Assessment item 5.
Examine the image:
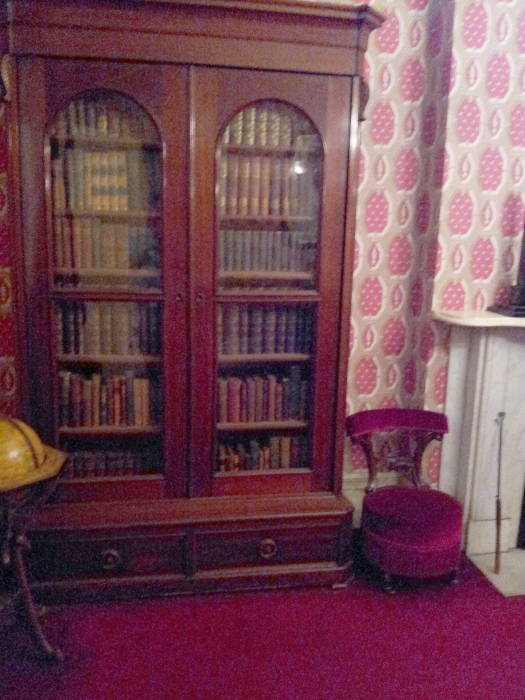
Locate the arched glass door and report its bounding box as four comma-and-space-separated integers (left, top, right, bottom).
214, 100, 323, 474
48, 90, 163, 480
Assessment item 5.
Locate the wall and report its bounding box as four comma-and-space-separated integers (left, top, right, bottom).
346, 0, 525, 481
434, 0, 525, 312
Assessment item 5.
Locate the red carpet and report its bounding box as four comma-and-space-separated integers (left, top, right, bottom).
1, 559, 524, 700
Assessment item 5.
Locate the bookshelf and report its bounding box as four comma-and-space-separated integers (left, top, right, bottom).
214, 103, 319, 474
9, 0, 382, 601
47, 92, 163, 481
50, 92, 161, 293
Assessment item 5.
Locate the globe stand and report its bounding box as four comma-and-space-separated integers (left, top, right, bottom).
1, 476, 63, 662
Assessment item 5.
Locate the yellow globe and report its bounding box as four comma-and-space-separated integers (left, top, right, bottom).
0, 416, 65, 491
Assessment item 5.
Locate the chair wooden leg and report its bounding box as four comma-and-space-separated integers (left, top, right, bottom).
382, 572, 396, 593
448, 568, 459, 585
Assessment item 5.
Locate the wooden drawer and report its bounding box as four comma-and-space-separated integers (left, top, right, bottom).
195, 523, 339, 571
30, 532, 188, 580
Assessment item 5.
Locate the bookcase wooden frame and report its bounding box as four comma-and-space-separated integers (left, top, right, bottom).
3, 0, 382, 601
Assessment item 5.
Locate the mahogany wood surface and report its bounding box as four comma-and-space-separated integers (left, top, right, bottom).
29, 496, 354, 601
333, 76, 363, 494
7, 0, 381, 75
5, 0, 381, 600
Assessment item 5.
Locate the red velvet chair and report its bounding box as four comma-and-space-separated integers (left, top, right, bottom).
346, 409, 463, 590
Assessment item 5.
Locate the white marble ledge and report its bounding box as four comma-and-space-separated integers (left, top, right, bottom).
470, 550, 525, 597
432, 309, 525, 328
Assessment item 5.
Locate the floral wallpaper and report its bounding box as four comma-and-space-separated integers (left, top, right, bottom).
434, 0, 525, 312
347, 0, 525, 480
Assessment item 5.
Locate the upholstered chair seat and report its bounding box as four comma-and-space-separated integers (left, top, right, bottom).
346, 409, 463, 588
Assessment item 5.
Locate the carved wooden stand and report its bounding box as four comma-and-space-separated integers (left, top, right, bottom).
0, 478, 63, 662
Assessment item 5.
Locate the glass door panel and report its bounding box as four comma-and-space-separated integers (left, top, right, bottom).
214, 101, 323, 474
49, 91, 161, 291
47, 91, 164, 479
216, 101, 322, 293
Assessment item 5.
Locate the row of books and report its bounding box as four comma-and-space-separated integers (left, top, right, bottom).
56, 301, 161, 356
54, 216, 160, 271
216, 434, 309, 472
52, 147, 159, 213
217, 367, 308, 424
217, 153, 318, 219
218, 228, 316, 274
54, 96, 157, 141
62, 448, 160, 479
59, 370, 159, 428
222, 104, 319, 151
217, 304, 313, 355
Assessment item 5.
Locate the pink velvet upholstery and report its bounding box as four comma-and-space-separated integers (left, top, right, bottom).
346, 409, 463, 583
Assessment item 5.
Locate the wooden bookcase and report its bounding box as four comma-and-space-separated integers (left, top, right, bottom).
3, 0, 382, 601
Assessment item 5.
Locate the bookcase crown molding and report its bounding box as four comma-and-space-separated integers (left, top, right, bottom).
5, 0, 381, 75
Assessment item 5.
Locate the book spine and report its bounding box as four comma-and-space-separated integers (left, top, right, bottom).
107, 150, 120, 211
285, 308, 296, 353
67, 102, 77, 137
275, 309, 287, 353
230, 111, 244, 146
227, 377, 242, 423
255, 105, 268, 147
100, 303, 113, 354
91, 218, 102, 268
246, 377, 256, 422
64, 150, 76, 210
115, 223, 130, 269
249, 157, 261, 217
270, 158, 281, 216
239, 305, 249, 355
238, 156, 250, 217
248, 307, 263, 354
226, 154, 239, 216
100, 222, 116, 268
90, 151, 102, 211
243, 106, 256, 146
111, 302, 130, 355
263, 308, 277, 353
280, 435, 291, 469
83, 303, 101, 356
217, 377, 228, 422
279, 113, 292, 147
91, 372, 101, 426
217, 156, 228, 217
259, 157, 271, 217
116, 151, 129, 211
267, 109, 280, 148
288, 364, 302, 419
99, 151, 111, 211
223, 304, 240, 355
52, 157, 66, 211
127, 149, 143, 210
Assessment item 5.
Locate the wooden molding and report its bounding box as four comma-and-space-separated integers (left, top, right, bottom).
146, 0, 384, 24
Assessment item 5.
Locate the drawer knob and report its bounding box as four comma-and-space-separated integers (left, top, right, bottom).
259, 538, 277, 560
100, 548, 122, 571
